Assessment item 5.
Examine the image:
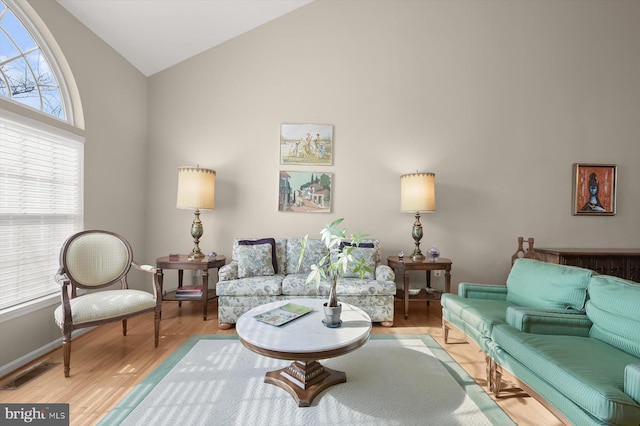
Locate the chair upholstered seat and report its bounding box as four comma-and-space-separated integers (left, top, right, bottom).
54, 289, 156, 326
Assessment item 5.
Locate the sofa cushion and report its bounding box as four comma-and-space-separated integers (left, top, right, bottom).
458, 283, 508, 300
238, 238, 277, 273
506, 259, 591, 311
336, 277, 397, 295
340, 246, 376, 279
339, 241, 375, 250
233, 238, 287, 274
492, 324, 640, 424
505, 306, 592, 336
237, 243, 275, 278
625, 364, 640, 404
440, 294, 515, 340
215, 275, 283, 297
286, 238, 328, 274
282, 273, 332, 296
587, 275, 640, 358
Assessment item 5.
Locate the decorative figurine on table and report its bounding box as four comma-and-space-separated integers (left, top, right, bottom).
427, 245, 440, 262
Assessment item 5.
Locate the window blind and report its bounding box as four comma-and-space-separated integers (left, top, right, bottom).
0, 110, 83, 311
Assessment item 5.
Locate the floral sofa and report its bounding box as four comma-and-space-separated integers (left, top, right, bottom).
216, 237, 396, 329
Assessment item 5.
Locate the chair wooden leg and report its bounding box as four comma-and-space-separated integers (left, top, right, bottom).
493, 361, 503, 397
122, 319, 127, 336
443, 323, 450, 344
154, 312, 160, 348
486, 355, 492, 391
63, 333, 71, 378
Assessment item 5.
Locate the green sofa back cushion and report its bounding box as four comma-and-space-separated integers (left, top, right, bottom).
587, 275, 640, 358
506, 259, 591, 311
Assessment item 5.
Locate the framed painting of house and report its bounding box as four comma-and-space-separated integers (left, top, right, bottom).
278, 171, 332, 213
573, 163, 617, 216
280, 123, 333, 165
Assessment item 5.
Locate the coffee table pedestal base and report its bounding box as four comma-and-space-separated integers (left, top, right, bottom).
265, 360, 346, 407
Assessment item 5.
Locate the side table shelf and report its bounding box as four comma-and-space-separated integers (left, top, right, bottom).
156, 254, 226, 320
396, 288, 443, 301
387, 256, 452, 320
162, 288, 218, 302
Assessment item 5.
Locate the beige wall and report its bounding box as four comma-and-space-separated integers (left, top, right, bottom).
3, 0, 640, 372
0, 0, 148, 371
147, 0, 640, 291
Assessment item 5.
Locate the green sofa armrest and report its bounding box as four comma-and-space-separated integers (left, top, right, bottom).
458, 283, 507, 300
625, 364, 640, 404
505, 306, 592, 336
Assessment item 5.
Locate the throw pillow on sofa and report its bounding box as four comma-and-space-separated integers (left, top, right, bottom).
238, 238, 278, 272
587, 274, 640, 358
286, 238, 328, 274
237, 243, 275, 278
334, 244, 376, 279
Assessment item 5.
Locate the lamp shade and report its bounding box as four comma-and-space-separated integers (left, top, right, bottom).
400, 172, 436, 212
176, 166, 216, 210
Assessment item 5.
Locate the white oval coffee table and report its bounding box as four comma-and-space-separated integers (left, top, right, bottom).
236, 298, 372, 407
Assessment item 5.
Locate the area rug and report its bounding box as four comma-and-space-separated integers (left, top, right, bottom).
100, 335, 514, 426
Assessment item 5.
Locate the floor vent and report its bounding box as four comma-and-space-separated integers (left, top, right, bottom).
0, 358, 57, 390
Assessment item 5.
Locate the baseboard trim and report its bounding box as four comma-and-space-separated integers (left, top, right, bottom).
0, 328, 94, 379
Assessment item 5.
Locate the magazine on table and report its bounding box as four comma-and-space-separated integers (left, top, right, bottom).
254, 302, 313, 326
175, 285, 203, 299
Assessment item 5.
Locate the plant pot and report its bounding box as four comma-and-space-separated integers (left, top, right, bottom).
322, 302, 342, 328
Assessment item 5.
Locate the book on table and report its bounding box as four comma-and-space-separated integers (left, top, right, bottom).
253, 302, 313, 326
175, 285, 203, 298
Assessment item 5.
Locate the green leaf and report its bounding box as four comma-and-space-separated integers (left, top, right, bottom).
350, 231, 369, 245
329, 218, 344, 228
305, 266, 323, 288
296, 234, 309, 273
302, 217, 372, 290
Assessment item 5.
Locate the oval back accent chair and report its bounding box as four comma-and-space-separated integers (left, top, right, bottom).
54, 230, 161, 377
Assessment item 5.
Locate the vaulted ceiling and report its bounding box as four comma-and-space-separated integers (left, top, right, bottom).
56, 0, 313, 76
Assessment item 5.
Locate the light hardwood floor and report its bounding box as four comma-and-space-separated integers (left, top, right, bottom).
0, 300, 564, 425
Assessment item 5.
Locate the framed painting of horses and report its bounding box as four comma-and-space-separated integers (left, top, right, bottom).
572, 163, 617, 216
280, 123, 333, 165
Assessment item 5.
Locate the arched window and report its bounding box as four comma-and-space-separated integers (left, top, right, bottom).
0, 0, 83, 314
0, 0, 65, 120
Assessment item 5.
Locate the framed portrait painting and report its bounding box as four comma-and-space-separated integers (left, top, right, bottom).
573, 163, 617, 216
278, 170, 332, 213
280, 123, 333, 166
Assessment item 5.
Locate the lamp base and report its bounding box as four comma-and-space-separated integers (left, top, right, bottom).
188, 209, 205, 261
188, 251, 205, 261
410, 212, 425, 263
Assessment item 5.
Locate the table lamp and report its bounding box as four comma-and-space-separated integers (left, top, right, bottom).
400, 172, 436, 261
176, 165, 216, 260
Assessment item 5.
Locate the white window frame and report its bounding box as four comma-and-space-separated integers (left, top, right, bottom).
1, 0, 74, 123
0, 108, 84, 321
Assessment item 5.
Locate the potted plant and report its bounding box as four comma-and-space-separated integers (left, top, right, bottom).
297, 218, 372, 326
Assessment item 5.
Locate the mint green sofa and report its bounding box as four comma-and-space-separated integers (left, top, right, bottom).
441, 259, 640, 425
